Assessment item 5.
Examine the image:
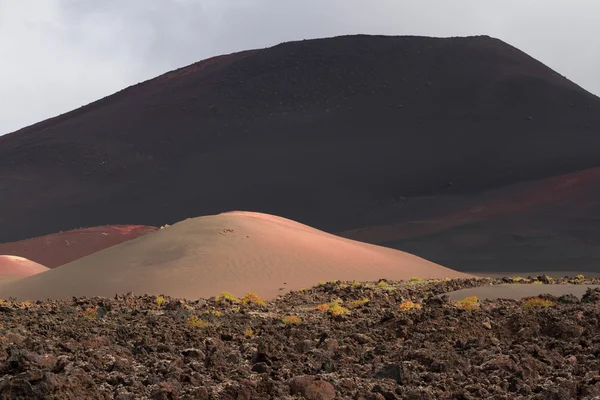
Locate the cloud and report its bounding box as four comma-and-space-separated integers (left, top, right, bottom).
0, 0, 598, 134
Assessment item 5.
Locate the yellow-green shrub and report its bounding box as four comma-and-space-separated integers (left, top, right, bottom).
348, 298, 370, 308
80, 307, 98, 319
522, 297, 554, 309
188, 315, 212, 328
282, 315, 302, 325
455, 296, 480, 311
203, 309, 222, 317
399, 300, 422, 311
216, 292, 240, 303
241, 292, 265, 306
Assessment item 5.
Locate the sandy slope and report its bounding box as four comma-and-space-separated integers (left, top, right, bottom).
0, 225, 158, 269
0, 212, 471, 301
446, 283, 600, 301
0, 255, 49, 284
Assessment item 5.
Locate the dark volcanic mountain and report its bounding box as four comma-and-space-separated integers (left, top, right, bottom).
1, 34, 600, 272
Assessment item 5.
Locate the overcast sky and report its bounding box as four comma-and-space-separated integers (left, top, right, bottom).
1, 0, 598, 135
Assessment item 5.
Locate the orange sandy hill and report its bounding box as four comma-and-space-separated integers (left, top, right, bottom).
0, 211, 472, 301
0, 225, 158, 269
0, 255, 49, 283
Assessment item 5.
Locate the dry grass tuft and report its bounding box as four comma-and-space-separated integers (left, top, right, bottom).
81, 307, 99, 319
282, 315, 302, 325
348, 298, 370, 308
455, 296, 480, 311
203, 309, 222, 317
523, 297, 554, 309
244, 328, 257, 337
315, 299, 349, 317
216, 292, 240, 303
188, 315, 212, 328
399, 300, 422, 311
315, 303, 330, 312
241, 292, 266, 306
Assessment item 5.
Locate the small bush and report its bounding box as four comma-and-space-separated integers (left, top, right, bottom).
348, 298, 370, 308
455, 296, 480, 311
18, 301, 34, 310
512, 277, 529, 283
81, 307, 99, 319
241, 292, 266, 306
282, 315, 302, 325
155, 296, 166, 306
188, 315, 212, 328
377, 280, 389, 287
399, 300, 422, 311
317, 281, 327, 286
315, 299, 349, 317
328, 303, 350, 317
351, 281, 361, 288
244, 328, 256, 337
216, 292, 240, 303
409, 277, 423, 282
203, 309, 222, 317
523, 297, 554, 309
532, 280, 543, 285
576, 274, 585, 280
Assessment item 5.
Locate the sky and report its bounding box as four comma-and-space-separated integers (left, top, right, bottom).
1, 0, 599, 135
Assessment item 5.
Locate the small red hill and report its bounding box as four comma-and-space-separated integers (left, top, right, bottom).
0, 225, 158, 268
0, 255, 48, 283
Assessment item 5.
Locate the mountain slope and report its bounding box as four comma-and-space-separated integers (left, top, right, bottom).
1, 34, 600, 271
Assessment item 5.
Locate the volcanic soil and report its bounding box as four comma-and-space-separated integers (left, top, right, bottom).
2, 35, 600, 273
3, 277, 600, 399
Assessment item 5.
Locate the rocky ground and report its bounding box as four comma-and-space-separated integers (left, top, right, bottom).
2, 276, 600, 399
